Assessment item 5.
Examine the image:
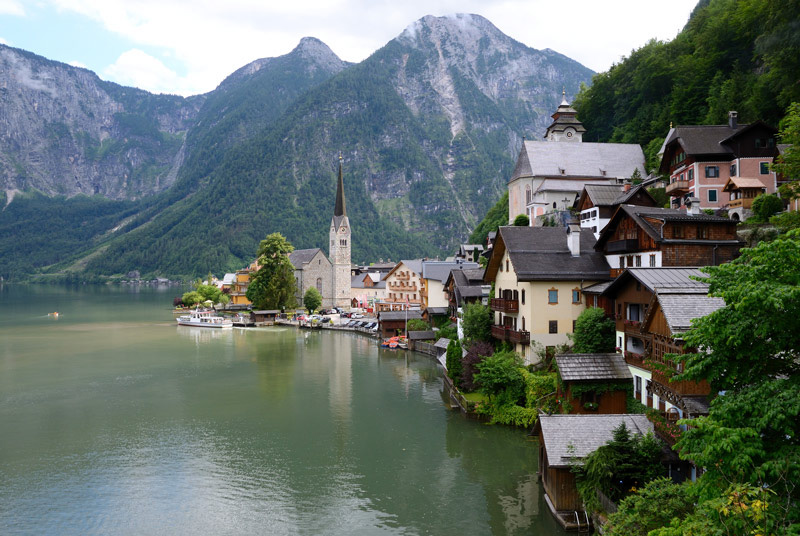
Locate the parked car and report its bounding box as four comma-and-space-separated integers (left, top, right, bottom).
321, 316, 331, 323
351, 313, 364, 319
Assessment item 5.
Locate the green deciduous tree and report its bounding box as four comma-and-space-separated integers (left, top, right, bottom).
406, 318, 430, 332
303, 287, 322, 313
474, 349, 524, 401
773, 102, 800, 202
571, 307, 616, 353
751, 193, 784, 221
512, 214, 529, 226
461, 302, 492, 345
246, 233, 298, 310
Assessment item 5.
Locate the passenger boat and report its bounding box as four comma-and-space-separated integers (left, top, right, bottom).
176, 308, 233, 329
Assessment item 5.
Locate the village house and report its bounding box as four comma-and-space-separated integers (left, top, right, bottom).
576, 183, 659, 238
659, 111, 779, 215
455, 243, 484, 262
376, 310, 423, 338
377, 260, 425, 312
484, 224, 611, 364
555, 353, 632, 414
350, 272, 386, 310
535, 414, 653, 528
594, 268, 724, 431
421, 260, 480, 310
594, 203, 742, 276
508, 93, 646, 224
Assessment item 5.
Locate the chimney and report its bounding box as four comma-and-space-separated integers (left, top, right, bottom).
624, 183, 631, 193
687, 197, 701, 215
567, 223, 581, 257
728, 111, 738, 129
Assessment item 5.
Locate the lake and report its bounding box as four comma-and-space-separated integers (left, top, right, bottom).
0, 285, 566, 535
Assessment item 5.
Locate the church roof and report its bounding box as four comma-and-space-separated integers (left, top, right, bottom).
334, 157, 346, 217
289, 248, 325, 269
510, 140, 646, 182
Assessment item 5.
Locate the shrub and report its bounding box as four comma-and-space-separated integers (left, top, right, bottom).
752, 193, 784, 221
512, 214, 530, 226
406, 318, 430, 332
475, 350, 524, 401
460, 341, 494, 391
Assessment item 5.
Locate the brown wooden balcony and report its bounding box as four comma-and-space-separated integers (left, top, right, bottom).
728, 197, 754, 209
606, 238, 639, 253
490, 298, 519, 313
491, 325, 530, 345
651, 369, 711, 396
666, 179, 691, 196
624, 351, 645, 368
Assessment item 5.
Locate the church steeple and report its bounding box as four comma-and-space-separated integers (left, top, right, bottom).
334, 154, 346, 217
544, 91, 586, 142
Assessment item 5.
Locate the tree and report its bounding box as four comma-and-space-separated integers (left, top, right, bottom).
751, 193, 784, 221
406, 318, 430, 332
474, 349, 524, 401
571, 307, 616, 353
459, 340, 494, 392
445, 339, 463, 385
772, 102, 800, 202
512, 214, 529, 226
630, 168, 642, 185
181, 290, 204, 307
461, 302, 492, 344
246, 233, 298, 310
604, 478, 697, 536
672, 230, 800, 531
303, 287, 322, 313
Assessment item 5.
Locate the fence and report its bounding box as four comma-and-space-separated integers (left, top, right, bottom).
413, 341, 438, 356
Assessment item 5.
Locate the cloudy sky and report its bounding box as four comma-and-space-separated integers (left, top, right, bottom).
0, 0, 699, 96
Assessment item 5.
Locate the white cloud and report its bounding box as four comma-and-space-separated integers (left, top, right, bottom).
103, 49, 188, 95
47, 0, 700, 95
0, 36, 9, 45
69, 59, 88, 69
0, 0, 25, 16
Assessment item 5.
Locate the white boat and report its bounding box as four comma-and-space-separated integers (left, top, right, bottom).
176, 308, 233, 329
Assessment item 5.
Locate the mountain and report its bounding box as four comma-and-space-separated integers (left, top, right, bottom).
0, 14, 595, 280
573, 0, 800, 170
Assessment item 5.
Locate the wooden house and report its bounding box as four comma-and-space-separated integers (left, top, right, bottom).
576, 184, 658, 237
555, 353, 632, 414
594, 204, 742, 276
377, 310, 422, 338
251, 310, 279, 325
535, 414, 653, 527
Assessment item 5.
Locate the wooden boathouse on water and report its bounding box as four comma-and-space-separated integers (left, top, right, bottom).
534, 414, 653, 531
555, 353, 632, 414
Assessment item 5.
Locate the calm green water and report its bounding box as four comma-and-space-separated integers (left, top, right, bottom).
0, 285, 565, 535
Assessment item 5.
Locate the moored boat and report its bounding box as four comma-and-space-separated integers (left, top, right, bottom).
176, 308, 233, 329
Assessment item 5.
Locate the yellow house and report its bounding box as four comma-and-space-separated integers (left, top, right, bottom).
229, 260, 259, 306
484, 225, 611, 365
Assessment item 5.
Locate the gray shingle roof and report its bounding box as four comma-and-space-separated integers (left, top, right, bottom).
511, 140, 646, 182
657, 292, 725, 332
583, 184, 625, 206
498, 226, 611, 281
665, 125, 743, 156
378, 311, 423, 322
408, 330, 436, 340
556, 353, 632, 382
289, 248, 325, 269
604, 267, 710, 296
539, 414, 653, 467
398, 259, 424, 276
434, 338, 452, 350
422, 261, 479, 283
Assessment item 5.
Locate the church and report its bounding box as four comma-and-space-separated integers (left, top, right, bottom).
508, 92, 646, 223
289, 157, 352, 309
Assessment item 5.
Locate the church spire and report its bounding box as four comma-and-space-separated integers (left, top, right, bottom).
334, 154, 346, 217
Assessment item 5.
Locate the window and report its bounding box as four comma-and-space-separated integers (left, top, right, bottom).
619, 256, 625, 268
708, 189, 717, 202
572, 320, 576, 332
674, 226, 684, 239
760, 162, 770, 175
688, 168, 694, 181
649, 254, 656, 267
628, 303, 641, 322
505, 259, 509, 272
548, 289, 558, 304
730, 164, 737, 176
549, 320, 558, 334
755, 138, 763, 148
705, 166, 719, 178
697, 225, 709, 239
525, 185, 531, 204
316, 278, 323, 292
340, 239, 347, 246
635, 255, 642, 267
521, 289, 525, 305
572, 289, 580, 303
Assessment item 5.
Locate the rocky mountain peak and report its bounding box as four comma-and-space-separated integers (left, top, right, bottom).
290, 36, 348, 73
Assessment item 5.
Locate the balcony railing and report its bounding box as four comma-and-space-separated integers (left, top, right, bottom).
606, 238, 639, 253
666, 180, 691, 195
728, 197, 754, 209
491, 325, 530, 345
651, 369, 711, 396
490, 298, 519, 313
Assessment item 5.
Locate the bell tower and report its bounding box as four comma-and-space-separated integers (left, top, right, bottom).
329, 155, 351, 308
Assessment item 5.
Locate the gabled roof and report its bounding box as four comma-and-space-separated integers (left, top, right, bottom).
613, 184, 657, 206
289, 248, 326, 269
511, 140, 646, 182
602, 267, 710, 297
653, 292, 725, 333
556, 353, 632, 382
408, 330, 436, 341
383, 259, 424, 280
486, 226, 611, 282
422, 260, 479, 283
378, 311, 423, 322
580, 184, 625, 206
595, 205, 739, 250
537, 414, 653, 467
434, 338, 452, 350
723, 177, 768, 191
